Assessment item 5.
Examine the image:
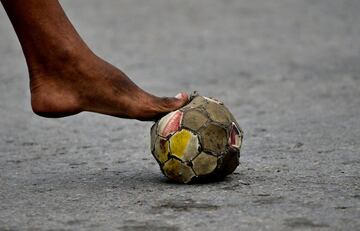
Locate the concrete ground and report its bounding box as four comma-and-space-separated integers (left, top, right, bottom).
0, 0, 359, 230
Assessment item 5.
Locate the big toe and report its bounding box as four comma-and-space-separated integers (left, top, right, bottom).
173, 92, 190, 107
150, 92, 189, 120
161, 92, 189, 109
135, 92, 189, 121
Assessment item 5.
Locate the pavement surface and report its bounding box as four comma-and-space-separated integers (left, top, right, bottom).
0, 0, 359, 230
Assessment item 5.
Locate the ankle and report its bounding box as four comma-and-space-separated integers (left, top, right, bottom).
28, 42, 94, 77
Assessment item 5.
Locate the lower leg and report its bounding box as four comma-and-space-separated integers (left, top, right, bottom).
1, 0, 188, 120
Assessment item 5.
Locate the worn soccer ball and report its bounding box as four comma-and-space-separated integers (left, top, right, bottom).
150, 93, 243, 183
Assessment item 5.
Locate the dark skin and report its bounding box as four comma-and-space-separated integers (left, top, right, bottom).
1, 0, 188, 121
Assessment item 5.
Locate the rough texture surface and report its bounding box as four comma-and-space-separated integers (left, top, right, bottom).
0, 0, 359, 230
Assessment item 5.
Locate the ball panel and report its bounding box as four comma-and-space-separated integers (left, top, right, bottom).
223, 106, 242, 132
204, 96, 223, 105
218, 148, 240, 176
169, 129, 200, 161
153, 137, 170, 164
205, 101, 231, 124
163, 158, 195, 183
199, 123, 228, 155
192, 152, 218, 176
157, 110, 183, 138
181, 96, 208, 111
150, 123, 158, 152
229, 122, 241, 148
182, 109, 209, 131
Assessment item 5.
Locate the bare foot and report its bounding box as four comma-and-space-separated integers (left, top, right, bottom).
30, 51, 188, 121
2, 0, 188, 121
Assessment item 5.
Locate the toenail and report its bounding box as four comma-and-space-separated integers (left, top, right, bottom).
175, 92, 183, 99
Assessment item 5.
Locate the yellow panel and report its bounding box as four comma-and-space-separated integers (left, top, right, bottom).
162, 158, 195, 183
169, 129, 199, 161
169, 129, 191, 158
154, 137, 169, 164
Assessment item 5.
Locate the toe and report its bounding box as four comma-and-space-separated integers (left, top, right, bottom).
174, 92, 189, 106
129, 92, 189, 121
139, 92, 189, 121
162, 92, 189, 110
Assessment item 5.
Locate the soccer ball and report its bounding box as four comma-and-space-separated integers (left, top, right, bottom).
150, 93, 243, 183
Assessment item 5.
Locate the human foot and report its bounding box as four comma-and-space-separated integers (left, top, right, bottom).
30, 52, 189, 121
2, 0, 188, 120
